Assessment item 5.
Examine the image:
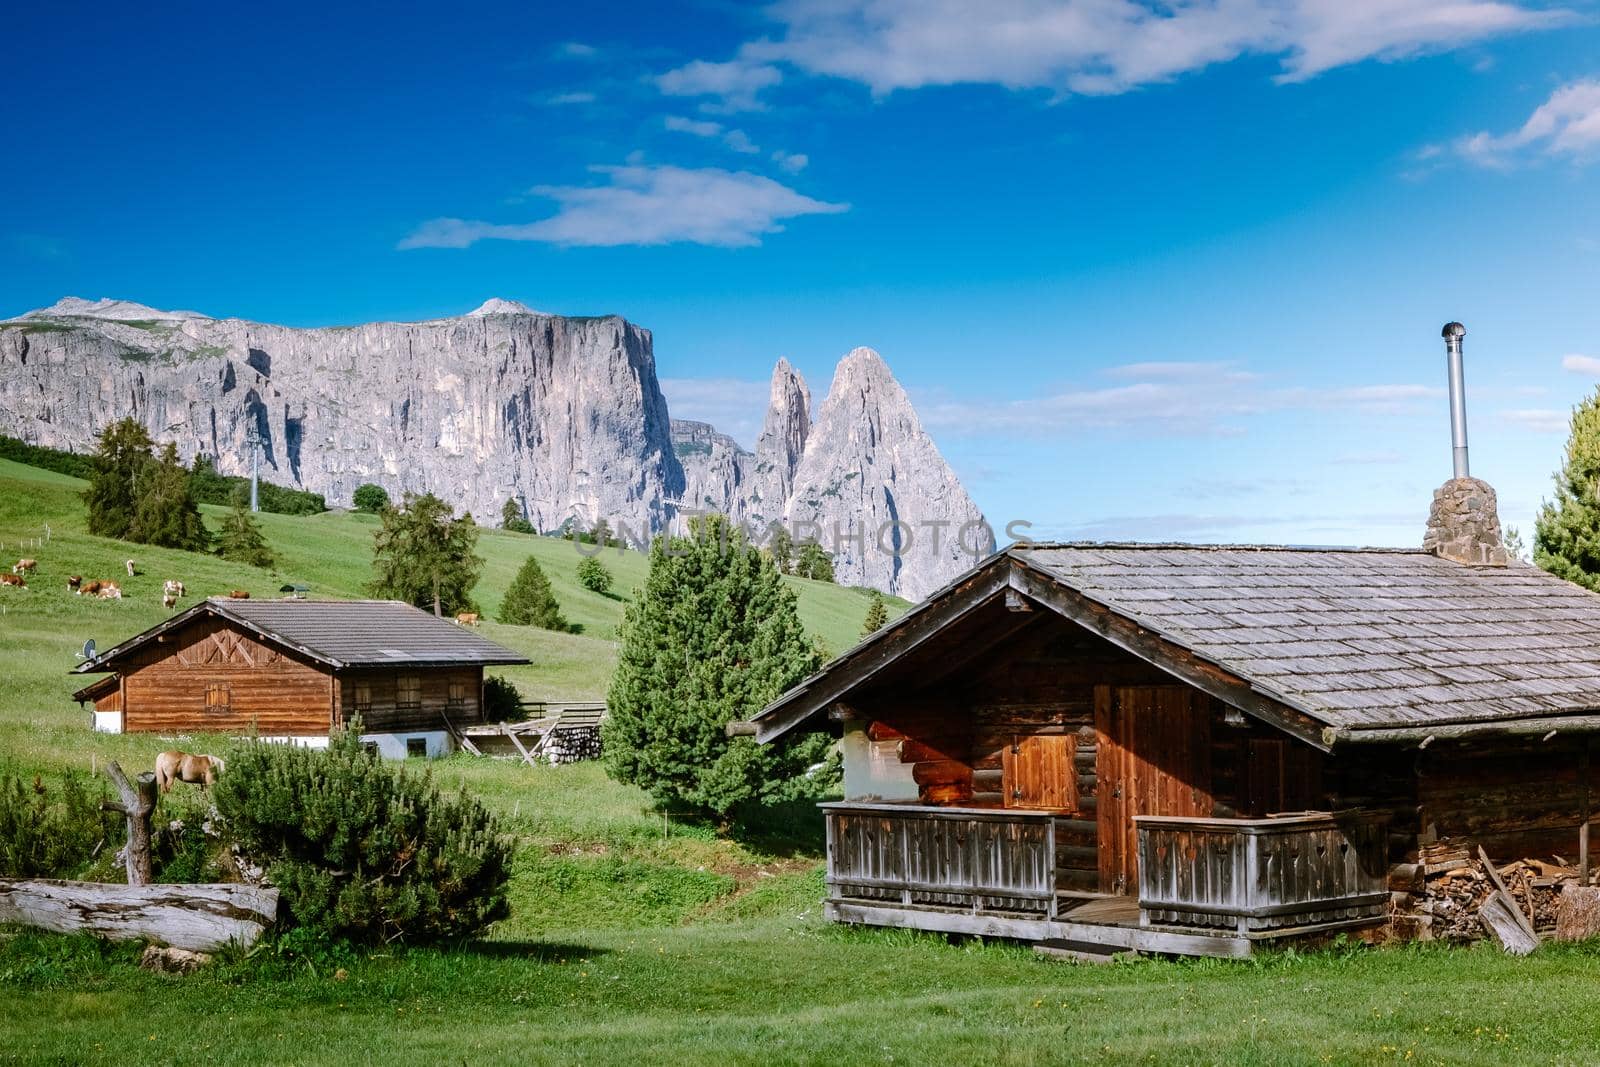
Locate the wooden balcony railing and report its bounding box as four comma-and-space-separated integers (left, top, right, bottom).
823, 802, 1058, 918
1135, 810, 1390, 936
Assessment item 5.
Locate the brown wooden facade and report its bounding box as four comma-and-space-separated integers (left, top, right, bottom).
75, 612, 490, 740
750, 550, 1600, 955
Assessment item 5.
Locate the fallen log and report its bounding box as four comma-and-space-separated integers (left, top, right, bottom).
0, 879, 277, 952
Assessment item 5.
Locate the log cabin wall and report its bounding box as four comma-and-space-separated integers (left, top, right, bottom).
119, 617, 333, 736
340, 666, 485, 734
1415, 737, 1593, 860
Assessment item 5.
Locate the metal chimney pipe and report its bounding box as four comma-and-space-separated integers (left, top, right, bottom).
1442, 322, 1469, 479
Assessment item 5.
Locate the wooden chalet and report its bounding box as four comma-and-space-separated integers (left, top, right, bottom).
72, 599, 528, 758
737, 480, 1600, 957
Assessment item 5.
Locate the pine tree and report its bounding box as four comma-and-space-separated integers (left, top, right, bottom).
861, 591, 888, 636
767, 525, 794, 574
1536, 388, 1600, 590
795, 539, 835, 583
132, 442, 210, 551
499, 555, 570, 630
83, 417, 154, 539
576, 557, 613, 594
352, 483, 389, 513
369, 492, 483, 616
216, 494, 275, 568
603, 513, 837, 820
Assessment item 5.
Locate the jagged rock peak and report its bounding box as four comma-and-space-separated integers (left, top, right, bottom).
466, 297, 540, 317
747, 358, 811, 527
14, 296, 211, 322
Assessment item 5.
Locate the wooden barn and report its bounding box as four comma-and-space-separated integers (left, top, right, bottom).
71, 599, 528, 758
737, 477, 1600, 957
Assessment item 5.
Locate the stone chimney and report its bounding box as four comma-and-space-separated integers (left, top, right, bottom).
1423, 322, 1507, 566
1423, 477, 1508, 566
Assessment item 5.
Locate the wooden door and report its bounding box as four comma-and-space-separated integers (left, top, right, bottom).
1003, 733, 1077, 811
1095, 685, 1214, 894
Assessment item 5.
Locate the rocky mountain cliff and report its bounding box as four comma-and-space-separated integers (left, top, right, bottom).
674, 349, 992, 597
1, 298, 988, 598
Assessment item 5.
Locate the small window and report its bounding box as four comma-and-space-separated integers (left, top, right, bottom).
362, 741, 380, 756
405, 737, 427, 758
447, 680, 469, 710
396, 674, 421, 710
204, 683, 231, 714
352, 683, 373, 714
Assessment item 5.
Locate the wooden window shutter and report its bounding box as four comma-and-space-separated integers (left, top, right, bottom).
1002, 733, 1078, 811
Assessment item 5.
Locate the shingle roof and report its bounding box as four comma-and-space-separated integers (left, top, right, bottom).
1012, 543, 1600, 733
73, 599, 528, 672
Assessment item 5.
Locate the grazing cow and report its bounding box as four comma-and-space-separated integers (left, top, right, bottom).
12, 559, 36, 575
163, 592, 177, 610
227, 589, 250, 599
0, 574, 25, 589
163, 579, 185, 600
96, 581, 122, 600
76, 579, 104, 596
455, 612, 480, 627
66, 575, 83, 593
125, 559, 137, 577
154, 751, 226, 793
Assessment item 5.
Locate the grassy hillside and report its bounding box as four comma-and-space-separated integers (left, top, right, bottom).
0, 456, 903, 770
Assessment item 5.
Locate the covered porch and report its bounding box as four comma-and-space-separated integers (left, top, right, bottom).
822, 802, 1390, 957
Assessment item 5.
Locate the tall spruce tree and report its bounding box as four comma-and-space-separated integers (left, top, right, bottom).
369, 492, 483, 616
499, 556, 571, 630
767, 525, 794, 574
794, 539, 835, 582
83, 418, 154, 539
1535, 388, 1600, 590
133, 442, 210, 551
216, 493, 275, 568
603, 514, 836, 820
861, 591, 889, 636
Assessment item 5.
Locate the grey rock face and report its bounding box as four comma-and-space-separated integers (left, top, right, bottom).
0, 300, 684, 540
785, 348, 992, 598
0, 299, 988, 599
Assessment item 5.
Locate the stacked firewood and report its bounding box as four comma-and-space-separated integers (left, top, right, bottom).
544, 724, 602, 764
1394, 843, 1576, 942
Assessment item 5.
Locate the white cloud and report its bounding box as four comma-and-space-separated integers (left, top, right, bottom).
1563, 353, 1600, 375
664, 116, 765, 156
660, 377, 770, 446
547, 91, 597, 106
656, 58, 783, 112
560, 42, 598, 59
712, 0, 1564, 99
1499, 408, 1569, 432
911, 364, 1441, 438
664, 115, 725, 137
1455, 79, 1600, 166
399, 164, 848, 249
772, 150, 809, 172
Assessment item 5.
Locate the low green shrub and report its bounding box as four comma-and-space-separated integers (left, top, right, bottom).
576, 557, 613, 594
0, 770, 119, 879
212, 724, 513, 946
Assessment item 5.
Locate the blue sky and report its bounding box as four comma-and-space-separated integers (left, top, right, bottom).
4, 1, 1599, 548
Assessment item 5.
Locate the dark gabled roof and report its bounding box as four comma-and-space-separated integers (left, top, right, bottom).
72, 598, 529, 673
746, 542, 1600, 748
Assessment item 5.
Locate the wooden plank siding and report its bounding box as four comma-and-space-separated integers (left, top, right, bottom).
119, 617, 333, 736
340, 667, 486, 734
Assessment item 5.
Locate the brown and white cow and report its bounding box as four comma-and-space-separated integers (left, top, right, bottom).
227, 590, 250, 599
0, 574, 25, 589
125, 559, 137, 577
66, 575, 83, 593
97, 581, 122, 600
12, 559, 36, 575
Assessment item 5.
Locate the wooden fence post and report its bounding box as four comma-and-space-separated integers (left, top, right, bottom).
101, 761, 156, 886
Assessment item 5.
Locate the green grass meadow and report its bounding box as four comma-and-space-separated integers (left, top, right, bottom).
4, 458, 1600, 1064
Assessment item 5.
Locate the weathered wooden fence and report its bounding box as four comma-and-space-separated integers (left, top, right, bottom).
823, 802, 1058, 917
1135, 811, 1390, 935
